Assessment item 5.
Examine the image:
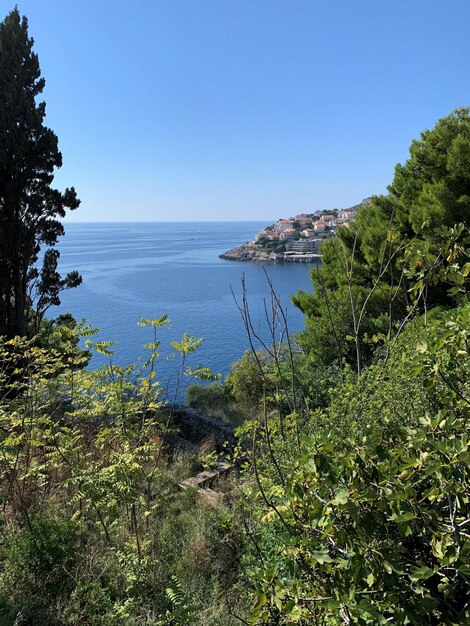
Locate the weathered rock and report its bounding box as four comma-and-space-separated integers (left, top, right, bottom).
219, 244, 278, 262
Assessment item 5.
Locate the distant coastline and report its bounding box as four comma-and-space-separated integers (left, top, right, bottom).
219, 198, 370, 263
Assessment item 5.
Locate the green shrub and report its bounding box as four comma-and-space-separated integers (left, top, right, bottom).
0, 516, 78, 624
241, 304, 470, 624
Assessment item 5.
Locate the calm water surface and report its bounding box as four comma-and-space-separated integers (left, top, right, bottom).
56, 222, 316, 389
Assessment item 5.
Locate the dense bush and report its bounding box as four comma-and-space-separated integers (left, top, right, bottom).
238, 304, 470, 625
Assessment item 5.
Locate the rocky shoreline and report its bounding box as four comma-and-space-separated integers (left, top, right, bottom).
219, 244, 322, 263
219, 244, 277, 262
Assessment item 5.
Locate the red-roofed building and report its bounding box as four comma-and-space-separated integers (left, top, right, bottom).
280, 227, 297, 240
256, 230, 280, 241
275, 220, 294, 234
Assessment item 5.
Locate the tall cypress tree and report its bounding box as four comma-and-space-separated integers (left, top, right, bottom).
0, 8, 81, 339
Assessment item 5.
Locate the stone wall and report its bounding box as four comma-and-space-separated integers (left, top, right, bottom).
163, 406, 236, 451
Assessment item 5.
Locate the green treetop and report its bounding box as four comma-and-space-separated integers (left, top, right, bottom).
293, 109, 470, 370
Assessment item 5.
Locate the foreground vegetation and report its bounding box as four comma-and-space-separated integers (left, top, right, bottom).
0, 324, 244, 625
0, 6, 469, 625
1, 273, 468, 624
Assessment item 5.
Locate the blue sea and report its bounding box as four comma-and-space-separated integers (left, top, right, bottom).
56, 222, 316, 392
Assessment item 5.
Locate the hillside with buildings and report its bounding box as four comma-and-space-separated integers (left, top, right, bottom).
220, 198, 370, 262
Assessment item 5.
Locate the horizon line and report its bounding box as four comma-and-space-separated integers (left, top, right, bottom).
64, 219, 274, 224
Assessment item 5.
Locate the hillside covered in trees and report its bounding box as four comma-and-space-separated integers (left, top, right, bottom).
0, 7, 469, 626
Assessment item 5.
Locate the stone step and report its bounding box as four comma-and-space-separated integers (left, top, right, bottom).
179, 461, 232, 491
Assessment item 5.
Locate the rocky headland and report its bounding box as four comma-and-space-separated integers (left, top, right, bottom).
220, 198, 370, 263
220, 244, 321, 263
219, 244, 278, 262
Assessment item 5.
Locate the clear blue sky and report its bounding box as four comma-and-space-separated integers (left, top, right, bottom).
6, 0, 470, 221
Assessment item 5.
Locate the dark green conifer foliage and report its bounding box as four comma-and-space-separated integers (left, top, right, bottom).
0, 8, 80, 339
293, 109, 470, 370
